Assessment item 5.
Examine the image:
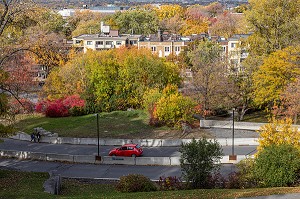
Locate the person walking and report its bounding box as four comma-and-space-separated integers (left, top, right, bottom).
30, 133, 36, 142
36, 132, 41, 143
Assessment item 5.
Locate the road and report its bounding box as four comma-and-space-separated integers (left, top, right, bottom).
0, 138, 257, 157
0, 158, 237, 180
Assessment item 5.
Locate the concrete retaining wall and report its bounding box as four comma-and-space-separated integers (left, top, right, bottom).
102, 156, 135, 165
0, 149, 252, 165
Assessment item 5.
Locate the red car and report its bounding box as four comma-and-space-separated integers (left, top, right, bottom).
109, 144, 143, 157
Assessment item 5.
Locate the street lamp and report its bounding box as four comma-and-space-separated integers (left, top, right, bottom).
229, 108, 237, 161
95, 113, 101, 161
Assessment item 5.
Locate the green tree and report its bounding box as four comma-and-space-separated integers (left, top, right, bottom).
180, 138, 223, 188
254, 144, 300, 187
113, 8, 159, 35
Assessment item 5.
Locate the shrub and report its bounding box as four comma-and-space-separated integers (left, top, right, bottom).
179, 138, 223, 189
155, 93, 196, 128
0, 124, 15, 137
35, 95, 86, 117
69, 106, 86, 116
254, 144, 300, 187
157, 176, 184, 191
116, 174, 157, 193
226, 158, 258, 189
45, 99, 69, 117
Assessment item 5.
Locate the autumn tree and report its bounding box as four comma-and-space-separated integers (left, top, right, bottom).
245, 0, 300, 56
257, 118, 300, 152
210, 11, 248, 39
154, 4, 184, 21
187, 40, 228, 118
226, 56, 263, 121
252, 45, 300, 108
277, 78, 300, 124
181, 5, 209, 36
44, 47, 181, 112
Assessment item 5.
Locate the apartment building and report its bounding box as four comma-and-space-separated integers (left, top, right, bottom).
72, 22, 141, 53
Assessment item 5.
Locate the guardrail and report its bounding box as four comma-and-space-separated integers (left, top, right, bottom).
0, 149, 251, 165
11, 132, 259, 146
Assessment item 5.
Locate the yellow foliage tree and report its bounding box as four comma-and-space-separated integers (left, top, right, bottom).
154, 4, 184, 20
257, 118, 300, 153
252, 45, 300, 107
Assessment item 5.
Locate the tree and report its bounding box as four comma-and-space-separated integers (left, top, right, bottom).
180, 138, 223, 188
181, 5, 209, 36
210, 11, 248, 39
154, 4, 184, 21
113, 8, 159, 35
245, 0, 300, 56
154, 85, 196, 128
187, 40, 228, 117
257, 118, 300, 152
227, 56, 262, 121
279, 78, 300, 124
252, 45, 300, 108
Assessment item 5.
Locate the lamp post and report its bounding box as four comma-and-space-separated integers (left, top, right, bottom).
229, 108, 237, 161
95, 113, 101, 161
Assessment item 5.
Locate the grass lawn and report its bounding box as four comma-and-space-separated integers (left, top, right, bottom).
13, 110, 167, 138
242, 110, 269, 123
1, 169, 300, 199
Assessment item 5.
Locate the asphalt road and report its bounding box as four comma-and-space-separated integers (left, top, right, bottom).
0, 138, 257, 157
0, 158, 237, 180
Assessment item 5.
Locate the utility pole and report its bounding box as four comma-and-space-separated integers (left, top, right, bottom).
229, 108, 237, 161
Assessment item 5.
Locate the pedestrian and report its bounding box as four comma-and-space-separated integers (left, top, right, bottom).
30, 133, 36, 142
36, 132, 41, 143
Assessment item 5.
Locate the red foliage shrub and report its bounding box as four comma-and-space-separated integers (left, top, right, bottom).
35, 95, 85, 117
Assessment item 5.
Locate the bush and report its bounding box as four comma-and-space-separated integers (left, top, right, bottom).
179, 138, 223, 189
116, 174, 157, 193
155, 93, 196, 128
157, 176, 184, 191
226, 158, 257, 189
254, 144, 300, 187
35, 95, 86, 117
0, 124, 15, 137
69, 106, 86, 116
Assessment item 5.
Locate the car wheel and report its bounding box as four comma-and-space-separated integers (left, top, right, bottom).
131, 154, 136, 158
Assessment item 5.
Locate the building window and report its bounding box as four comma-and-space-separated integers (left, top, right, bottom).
116, 41, 122, 45
87, 41, 92, 45
96, 41, 103, 45
106, 41, 113, 45
175, 46, 180, 52
75, 40, 81, 44
231, 43, 236, 48
165, 46, 170, 52
151, 46, 156, 52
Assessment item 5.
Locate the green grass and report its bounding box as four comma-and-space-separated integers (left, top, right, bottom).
1, 169, 300, 199
241, 110, 269, 123
14, 110, 165, 138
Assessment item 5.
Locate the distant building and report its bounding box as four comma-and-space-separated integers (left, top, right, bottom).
57, 5, 129, 18
72, 22, 141, 53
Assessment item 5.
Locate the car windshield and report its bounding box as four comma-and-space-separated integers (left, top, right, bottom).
135, 144, 141, 149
